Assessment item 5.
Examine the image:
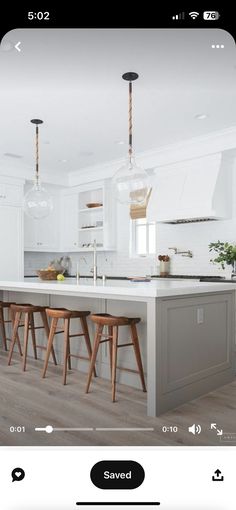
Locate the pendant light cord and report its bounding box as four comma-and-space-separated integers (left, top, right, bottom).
128, 81, 133, 162
36, 125, 39, 186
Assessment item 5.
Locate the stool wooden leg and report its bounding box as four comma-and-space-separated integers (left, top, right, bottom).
42, 317, 58, 378
108, 325, 113, 379
67, 335, 71, 371
85, 324, 103, 393
0, 307, 7, 351
80, 316, 97, 377
22, 312, 30, 371
111, 326, 118, 402
29, 313, 37, 360
40, 310, 57, 365
10, 308, 23, 356
130, 323, 147, 392
63, 318, 70, 385
8, 311, 21, 365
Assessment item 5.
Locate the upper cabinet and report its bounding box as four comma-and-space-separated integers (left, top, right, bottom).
24, 180, 116, 253
0, 182, 23, 207
61, 192, 79, 251
24, 193, 60, 251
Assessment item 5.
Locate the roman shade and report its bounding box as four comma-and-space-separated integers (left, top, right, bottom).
130, 188, 152, 219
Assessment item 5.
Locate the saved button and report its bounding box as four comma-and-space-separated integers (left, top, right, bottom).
90, 460, 145, 489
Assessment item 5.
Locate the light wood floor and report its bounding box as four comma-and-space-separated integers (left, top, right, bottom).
0, 351, 235, 446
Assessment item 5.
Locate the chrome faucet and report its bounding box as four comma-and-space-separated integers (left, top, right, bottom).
91, 239, 98, 282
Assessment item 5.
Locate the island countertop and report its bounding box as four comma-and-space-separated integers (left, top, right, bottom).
0, 277, 235, 299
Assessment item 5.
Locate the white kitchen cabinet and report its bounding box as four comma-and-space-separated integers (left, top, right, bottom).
24, 180, 116, 253
24, 194, 60, 251
0, 205, 23, 280
0, 183, 22, 206
61, 193, 79, 251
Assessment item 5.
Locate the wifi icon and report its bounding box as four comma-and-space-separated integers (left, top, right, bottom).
189, 11, 199, 19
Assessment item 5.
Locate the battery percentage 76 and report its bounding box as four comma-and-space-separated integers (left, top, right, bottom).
203, 11, 220, 20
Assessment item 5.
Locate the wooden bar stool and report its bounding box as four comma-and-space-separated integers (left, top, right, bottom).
8, 304, 57, 371
0, 301, 22, 354
42, 308, 96, 385
86, 313, 146, 402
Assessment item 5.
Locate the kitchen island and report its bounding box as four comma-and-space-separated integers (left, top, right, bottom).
0, 277, 235, 417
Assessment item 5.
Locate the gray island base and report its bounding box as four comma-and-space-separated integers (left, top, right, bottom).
0, 278, 235, 417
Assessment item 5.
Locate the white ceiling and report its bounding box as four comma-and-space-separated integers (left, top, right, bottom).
0, 28, 236, 179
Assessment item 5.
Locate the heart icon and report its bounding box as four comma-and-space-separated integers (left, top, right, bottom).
11, 467, 25, 482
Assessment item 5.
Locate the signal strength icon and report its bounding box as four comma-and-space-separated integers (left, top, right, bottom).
189, 11, 199, 19
172, 12, 185, 20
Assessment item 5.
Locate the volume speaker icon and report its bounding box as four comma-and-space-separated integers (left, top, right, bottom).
188, 424, 202, 435
189, 11, 199, 19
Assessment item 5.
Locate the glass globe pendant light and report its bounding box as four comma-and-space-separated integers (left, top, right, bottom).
112, 72, 149, 205
24, 119, 53, 219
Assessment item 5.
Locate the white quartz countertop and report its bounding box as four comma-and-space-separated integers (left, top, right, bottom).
0, 277, 235, 299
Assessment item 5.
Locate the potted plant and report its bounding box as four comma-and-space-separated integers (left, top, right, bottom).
209, 241, 236, 277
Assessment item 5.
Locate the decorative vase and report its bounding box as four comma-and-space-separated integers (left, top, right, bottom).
160, 260, 170, 277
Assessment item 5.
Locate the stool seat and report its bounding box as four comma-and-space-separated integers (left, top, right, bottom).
90, 313, 140, 326
86, 313, 146, 402
45, 308, 91, 319
45, 308, 71, 319
70, 310, 90, 319
10, 304, 46, 314
0, 301, 16, 308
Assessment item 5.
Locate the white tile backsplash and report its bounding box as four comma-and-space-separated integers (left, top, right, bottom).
24, 165, 236, 278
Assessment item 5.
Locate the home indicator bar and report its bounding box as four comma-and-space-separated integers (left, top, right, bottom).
76, 503, 161, 507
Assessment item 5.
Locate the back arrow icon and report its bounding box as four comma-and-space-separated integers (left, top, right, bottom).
15, 42, 21, 52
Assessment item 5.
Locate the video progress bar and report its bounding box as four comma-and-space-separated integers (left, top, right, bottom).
35, 426, 154, 434
76, 503, 160, 506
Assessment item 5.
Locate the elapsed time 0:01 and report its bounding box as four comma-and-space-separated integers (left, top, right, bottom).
10, 426, 26, 433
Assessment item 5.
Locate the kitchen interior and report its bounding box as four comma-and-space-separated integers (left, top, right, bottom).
0, 28, 236, 446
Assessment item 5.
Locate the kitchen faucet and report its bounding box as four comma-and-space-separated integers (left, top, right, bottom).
90, 239, 98, 282
168, 247, 193, 258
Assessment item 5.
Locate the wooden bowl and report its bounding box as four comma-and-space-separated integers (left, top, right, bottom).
86, 202, 103, 208
37, 269, 63, 280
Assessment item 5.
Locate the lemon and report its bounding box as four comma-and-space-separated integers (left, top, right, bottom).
57, 274, 65, 281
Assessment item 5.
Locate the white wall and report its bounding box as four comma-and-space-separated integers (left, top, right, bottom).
25, 160, 236, 278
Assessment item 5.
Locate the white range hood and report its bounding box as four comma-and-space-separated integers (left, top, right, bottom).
147, 153, 232, 224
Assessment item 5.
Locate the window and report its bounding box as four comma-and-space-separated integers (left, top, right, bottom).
130, 218, 156, 257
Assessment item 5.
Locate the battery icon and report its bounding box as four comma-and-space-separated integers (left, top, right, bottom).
203, 11, 220, 20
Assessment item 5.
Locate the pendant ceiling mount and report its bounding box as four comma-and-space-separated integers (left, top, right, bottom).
24, 118, 53, 219
122, 72, 139, 81
30, 119, 44, 125
112, 72, 149, 205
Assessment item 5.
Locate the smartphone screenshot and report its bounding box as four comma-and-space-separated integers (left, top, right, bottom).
0, 5, 235, 508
